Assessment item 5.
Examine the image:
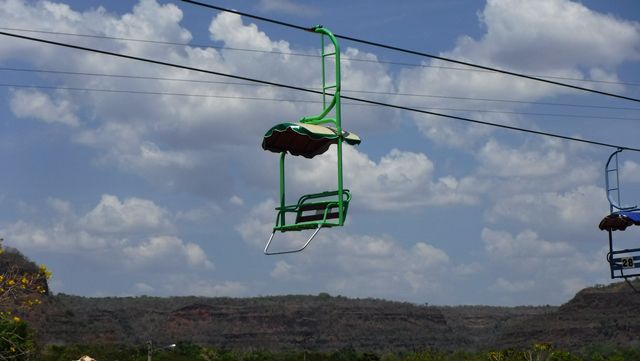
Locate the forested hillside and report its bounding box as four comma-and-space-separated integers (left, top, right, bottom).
4, 248, 639, 354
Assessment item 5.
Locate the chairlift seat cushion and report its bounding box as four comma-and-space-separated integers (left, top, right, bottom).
296, 201, 342, 223
599, 211, 640, 231
263, 122, 361, 158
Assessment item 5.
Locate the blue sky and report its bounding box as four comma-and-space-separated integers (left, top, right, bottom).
1, 0, 640, 306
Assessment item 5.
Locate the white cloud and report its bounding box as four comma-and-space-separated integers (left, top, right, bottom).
10, 89, 79, 126
412, 242, 450, 268
176, 203, 222, 223
1, 0, 636, 304
134, 282, 154, 294
0, 0, 404, 205
486, 185, 608, 232
209, 12, 291, 53
229, 195, 244, 206
80, 194, 172, 234
270, 260, 307, 281
1, 2, 395, 200
256, 0, 318, 17
47, 197, 73, 215
396, 0, 640, 147
482, 228, 573, 258
621, 160, 640, 183
130, 142, 197, 169
235, 199, 276, 247
2, 195, 214, 273
473, 0, 640, 70
3, 220, 109, 250
480, 228, 610, 303
177, 279, 248, 297
491, 277, 535, 293
320, 233, 451, 295
1, 194, 225, 297
289, 147, 481, 210
123, 235, 214, 270
237, 200, 451, 299
477, 139, 566, 177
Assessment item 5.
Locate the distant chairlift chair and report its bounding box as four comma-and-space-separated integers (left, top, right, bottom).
261, 26, 361, 255
598, 148, 640, 280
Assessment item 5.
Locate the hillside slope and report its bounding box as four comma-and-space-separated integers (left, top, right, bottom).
495, 281, 640, 351
30, 281, 639, 352
35, 295, 468, 351
7, 244, 636, 352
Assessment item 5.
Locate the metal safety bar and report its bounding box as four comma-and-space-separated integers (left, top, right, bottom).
607, 247, 640, 279
605, 148, 637, 213
264, 226, 322, 255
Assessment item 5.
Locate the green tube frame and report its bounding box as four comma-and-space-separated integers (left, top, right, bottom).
267, 26, 348, 255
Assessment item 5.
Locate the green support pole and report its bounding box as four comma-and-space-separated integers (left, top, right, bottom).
321, 34, 326, 110
312, 26, 345, 225
336, 109, 344, 225
279, 152, 286, 226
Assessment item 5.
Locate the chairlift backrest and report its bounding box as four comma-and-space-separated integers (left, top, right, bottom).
605, 148, 638, 213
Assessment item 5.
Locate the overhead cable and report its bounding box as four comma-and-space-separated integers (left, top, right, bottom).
2, 27, 639, 88
1, 30, 638, 152
4, 67, 639, 112
3, 83, 638, 122
180, 0, 640, 103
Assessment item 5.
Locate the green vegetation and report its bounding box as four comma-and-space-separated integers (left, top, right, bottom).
0, 243, 51, 361
0, 316, 35, 361
35, 343, 640, 361
1, 246, 639, 361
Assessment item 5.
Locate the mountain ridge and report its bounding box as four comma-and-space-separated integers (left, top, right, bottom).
4, 248, 638, 352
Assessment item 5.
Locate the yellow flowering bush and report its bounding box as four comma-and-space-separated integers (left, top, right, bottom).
0, 240, 51, 361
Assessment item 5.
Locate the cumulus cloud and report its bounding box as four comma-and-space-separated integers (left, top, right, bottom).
477, 139, 567, 177
229, 195, 244, 206
1, 0, 637, 304
270, 260, 307, 281
185, 280, 248, 297
289, 146, 482, 210
209, 12, 291, 54
176, 203, 222, 223
480, 227, 609, 303
47, 197, 73, 215
396, 0, 640, 147
482, 228, 573, 259
490, 277, 535, 293
134, 282, 154, 294
0, 193, 224, 296
123, 235, 214, 270
1, 1, 397, 200
472, 0, 640, 71
621, 160, 640, 183
3, 220, 109, 251
237, 199, 452, 299
235, 199, 276, 247
486, 185, 608, 232
80, 194, 173, 233
1, 195, 212, 271
256, 0, 318, 17
10, 89, 79, 126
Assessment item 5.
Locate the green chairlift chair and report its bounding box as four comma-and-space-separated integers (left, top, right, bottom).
261, 26, 361, 255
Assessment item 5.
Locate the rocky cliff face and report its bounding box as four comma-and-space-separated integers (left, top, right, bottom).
495, 282, 640, 351
36, 295, 463, 352
163, 299, 456, 351
26, 281, 640, 352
